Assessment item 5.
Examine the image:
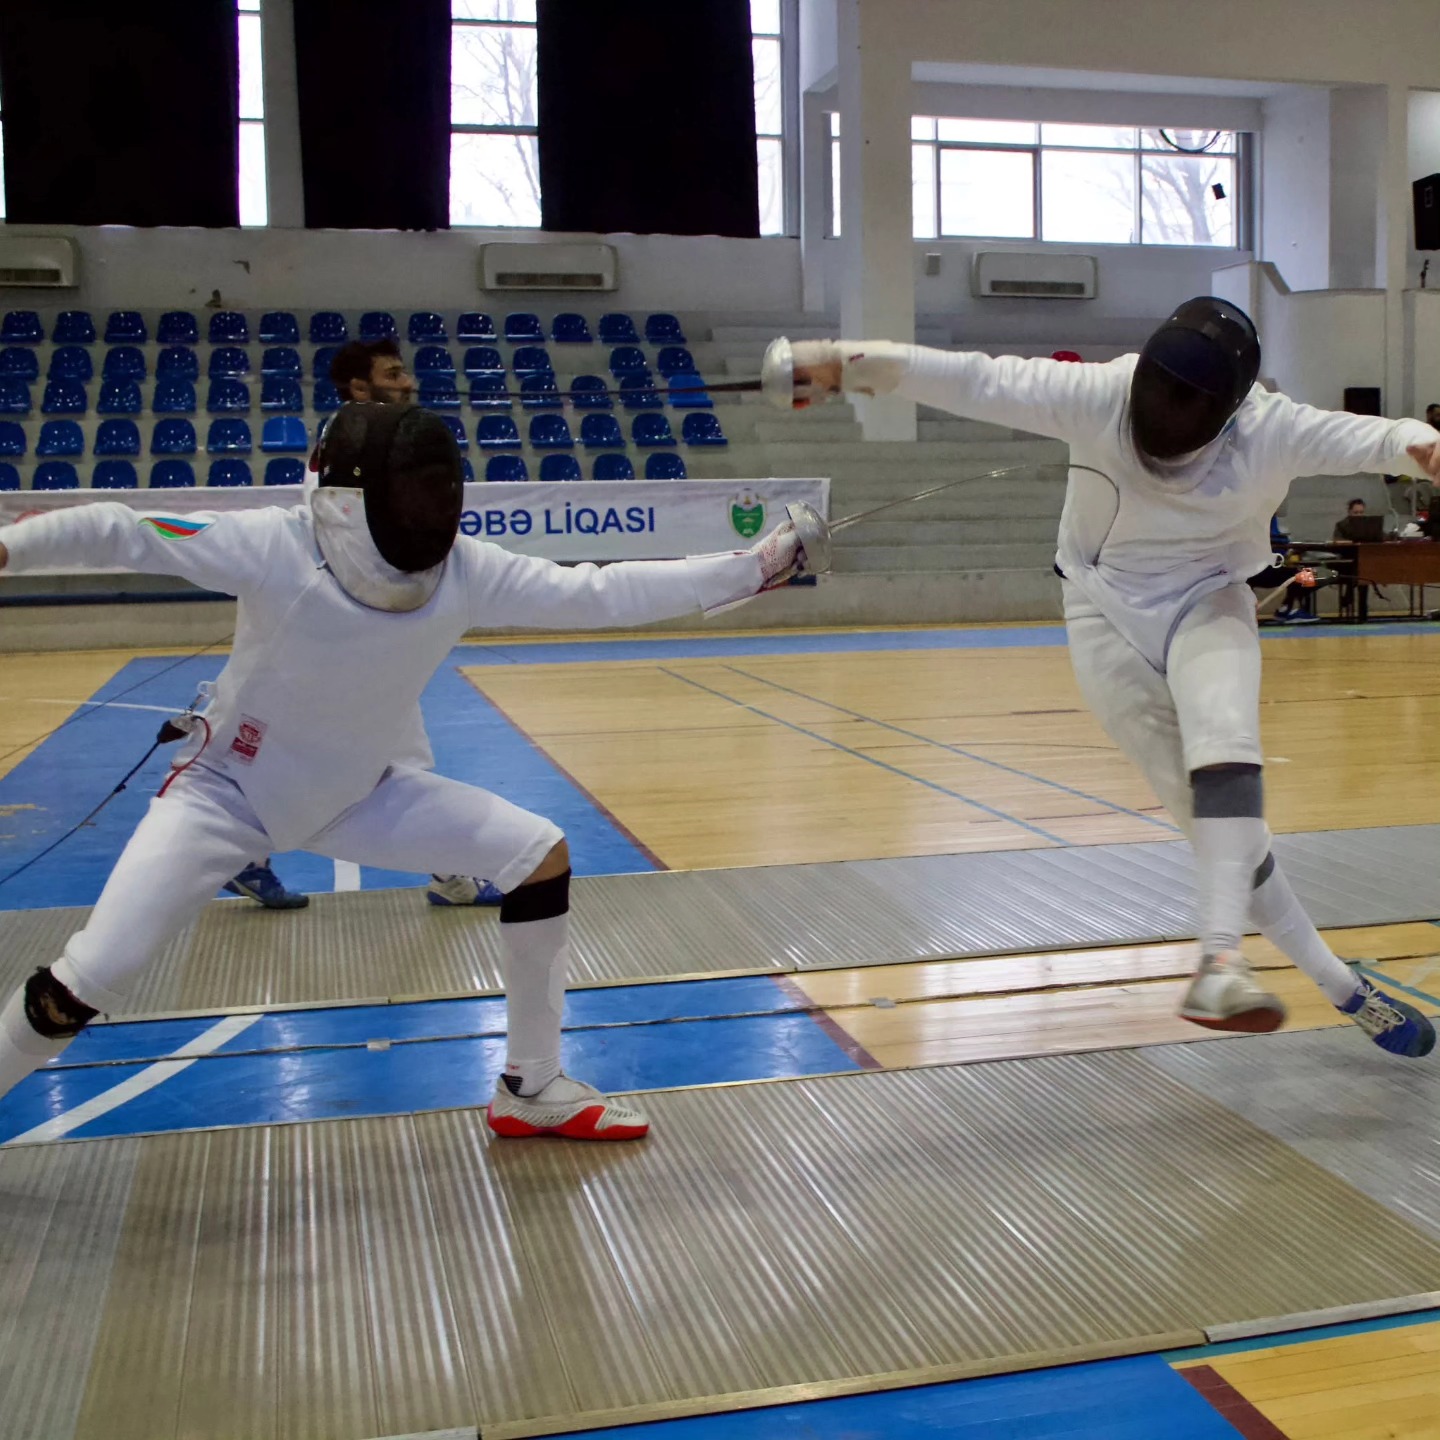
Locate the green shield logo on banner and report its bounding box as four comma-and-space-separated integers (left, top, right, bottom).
730, 491, 766, 539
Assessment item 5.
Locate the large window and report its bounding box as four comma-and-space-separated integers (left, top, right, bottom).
237, 0, 267, 226
450, 0, 540, 228
0, 77, 6, 222
751, 0, 783, 235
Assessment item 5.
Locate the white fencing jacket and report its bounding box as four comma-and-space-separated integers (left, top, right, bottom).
0, 503, 764, 848
892, 347, 1434, 668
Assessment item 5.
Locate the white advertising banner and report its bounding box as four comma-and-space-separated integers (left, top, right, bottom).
0, 478, 830, 570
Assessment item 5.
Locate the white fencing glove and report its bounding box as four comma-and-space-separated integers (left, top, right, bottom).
788, 339, 910, 408
751, 520, 804, 591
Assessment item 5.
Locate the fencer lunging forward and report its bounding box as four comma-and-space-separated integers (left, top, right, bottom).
786, 297, 1435, 1056
0, 404, 810, 1137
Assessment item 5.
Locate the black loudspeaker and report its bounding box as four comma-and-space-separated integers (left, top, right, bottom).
1415, 174, 1440, 250
1344, 387, 1382, 415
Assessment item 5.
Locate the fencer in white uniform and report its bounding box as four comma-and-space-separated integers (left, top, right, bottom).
785, 297, 1436, 1058
0, 403, 809, 1137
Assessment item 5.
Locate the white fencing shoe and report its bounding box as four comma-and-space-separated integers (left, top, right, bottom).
1178, 949, 1287, 1033
486, 1074, 650, 1141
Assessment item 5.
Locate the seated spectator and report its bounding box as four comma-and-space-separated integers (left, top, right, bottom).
1332, 498, 1371, 542
1426, 403, 1440, 429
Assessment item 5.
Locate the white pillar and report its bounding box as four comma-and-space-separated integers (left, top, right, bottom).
261, 0, 305, 229
1379, 85, 1411, 416
836, 0, 915, 440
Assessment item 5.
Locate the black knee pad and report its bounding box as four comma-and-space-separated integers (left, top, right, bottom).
23, 966, 98, 1039
1190, 763, 1263, 818
500, 868, 571, 924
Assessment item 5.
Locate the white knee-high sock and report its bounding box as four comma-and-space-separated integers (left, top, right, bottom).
0, 983, 73, 1103
1192, 815, 1269, 956
1251, 858, 1362, 1005
499, 912, 568, 1096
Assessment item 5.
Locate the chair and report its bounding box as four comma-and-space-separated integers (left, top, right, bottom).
457, 312, 498, 342
264, 457, 306, 485
208, 347, 251, 378
312, 345, 340, 380
408, 312, 447, 343
551, 313, 593, 344
463, 346, 505, 377
97, 381, 142, 415
157, 311, 199, 345
667, 373, 713, 408
156, 346, 199, 381
417, 377, 460, 409
504, 312, 544, 343
207, 419, 253, 453
37, 420, 85, 457
313, 380, 342, 413
151, 459, 197, 487
520, 374, 561, 410
485, 454, 528, 482
619, 374, 662, 410
49, 346, 94, 382
632, 413, 676, 447
94, 419, 142, 457
0, 463, 21, 489
569, 375, 612, 409
208, 459, 254, 486
656, 345, 697, 378
598, 312, 640, 345
102, 346, 147, 382
358, 311, 397, 341
438, 415, 468, 449
682, 412, 728, 446
0, 422, 25, 455
592, 453, 635, 481
468, 375, 510, 409
580, 413, 624, 449
645, 452, 688, 479
258, 311, 300, 344
461, 458, 475, 481
52, 311, 96, 344
0, 380, 33, 414
309, 311, 348, 344
261, 415, 309, 453
512, 345, 553, 376
608, 346, 649, 378
104, 311, 148, 344
539, 453, 582, 482
645, 313, 686, 345
151, 419, 198, 455
476, 415, 522, 449
260, 377, 304, 412
413, 345, 456, 375
34, 462, 80, 489
93, 460, 139, 489
41, 379, 87, 414
0, 347, 39, 380
207, 379, 251, 413
529, 414, 573, 449
260, 347, 302, 377
1, 311, 44, 344
208, 311, 249, 344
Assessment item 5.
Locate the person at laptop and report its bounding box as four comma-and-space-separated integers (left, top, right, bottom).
1332, 497, 1383, 543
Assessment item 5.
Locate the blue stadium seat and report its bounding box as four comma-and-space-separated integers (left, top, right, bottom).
485, 454, 528, 482
207, 379, 251, 413
1, 311, 43, 344
645, 313, 686, 345
208, 459, 253, 486
260, 377, 304, 412
682, 412, 727, 446
312, 345, 340, 379
413, 345, 456, 375
93, 460, 139, 489
551, 313, 593, 344
0, 380, 33, 414
49, 346, 94, 382
656, 346, 697, 378
0, 462, 20, 489
0, 347, 39, 380
417, 377, 460, 409
592, 453, 635, 481
512, 346, 553, 376
504, 312, 544, 343
619, 374, 662, 410
529, 414, 573, 449
104, 311, 148, 344
260, 347, 302, 377
157, 311, 199, 345
97, 381, 142, 415
151, 459, 197, 487
208, 311, 249, 344
599, 313, 640, 345
34, 462, 80, 490
463, 346, 505, 377
467, 375, 509, 409
52, 311, 96, 345
408, 312, 447, 343
457, 312, 497, 342
632, 413, 676, 447
461, 458, 475, 482
309, 311, 348, 344
102, 346, 147, 382
667, 373, 713, 408
645, 452, 688, 480
156, 346, 199, 381
580, 413, 624, 449
151, 419, 198, 454
41, 380, 87, 414
258, 311, 300, 344
608, 346, 649, 378
260, 415, 308, 452
477, 415, 522, 449
438, 415, 468, 449
208, 347, 251, 378
313, 380, 342, 413
359, 311, 397, 342
569, 375, 613, 410
264, 457, 306, 485
207, 419, 253, 453
539, 453, 582, 482
94, 419, 142, 456
36, 420, 84, 457
520, 374, 561, 409
0, 422, 25, 456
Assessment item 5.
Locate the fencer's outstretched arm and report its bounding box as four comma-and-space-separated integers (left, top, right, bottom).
1268, 394, 1437, 477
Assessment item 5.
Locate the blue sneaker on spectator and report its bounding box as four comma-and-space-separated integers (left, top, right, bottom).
224, 860, 310, 910
1341, 978, 1436, 1057
426, 874, 503, 906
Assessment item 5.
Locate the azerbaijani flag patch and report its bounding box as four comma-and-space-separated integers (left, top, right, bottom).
139, 516, 212, 541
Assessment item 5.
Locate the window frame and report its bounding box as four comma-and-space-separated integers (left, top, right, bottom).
237, 0, 268, 227
750, 0, 795, 237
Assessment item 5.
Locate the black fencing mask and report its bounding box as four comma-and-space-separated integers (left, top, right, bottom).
1129, 297, 1261, 463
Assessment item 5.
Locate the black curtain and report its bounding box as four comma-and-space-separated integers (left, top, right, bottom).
293, 0, 450, 230
537, 1, 759, 237
0, 1, 238, 227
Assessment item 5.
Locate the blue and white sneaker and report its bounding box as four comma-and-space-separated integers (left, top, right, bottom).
426, 874, 503, 907
224, 861, 310, 910
1340, 979, 1436, 1057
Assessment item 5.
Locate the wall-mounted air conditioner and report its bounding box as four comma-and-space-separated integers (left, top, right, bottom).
481, 242, 618, 292
0, 236, 79, 288
972, 251, 1096, 299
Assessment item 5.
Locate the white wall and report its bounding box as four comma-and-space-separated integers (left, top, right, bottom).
1259, 89, 1331, 290
1408, 89, 1440, 280
1329, 87, 1388, 290
798, 0, 838, 92
1406, 288, 1440, 412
